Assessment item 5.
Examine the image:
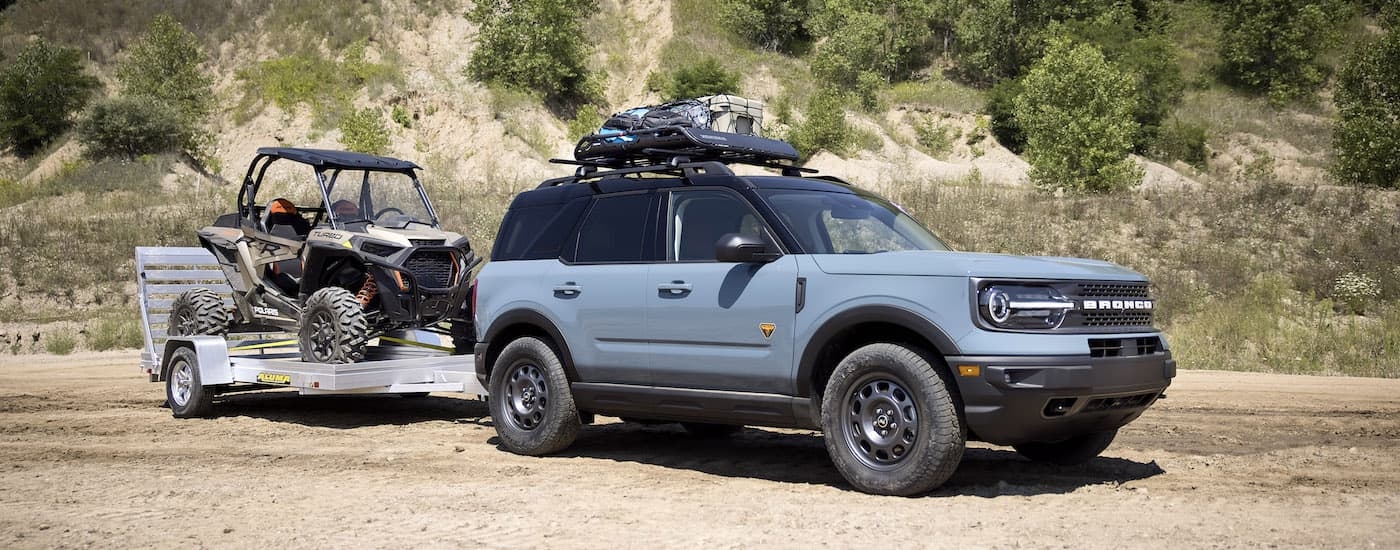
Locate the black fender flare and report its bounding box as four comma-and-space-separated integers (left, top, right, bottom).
480, 308, 580, 383
794, 305, 962, 397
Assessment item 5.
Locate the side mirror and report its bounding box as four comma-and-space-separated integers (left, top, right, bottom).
715, 233, 781, 263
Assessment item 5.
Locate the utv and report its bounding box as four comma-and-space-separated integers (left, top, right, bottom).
169, 148, 479, 363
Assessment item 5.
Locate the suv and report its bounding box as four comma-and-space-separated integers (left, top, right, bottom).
472, 129, 1175, 496
171, 148, 478, 363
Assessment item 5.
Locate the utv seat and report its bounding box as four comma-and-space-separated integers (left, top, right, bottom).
264, 198, 312, 237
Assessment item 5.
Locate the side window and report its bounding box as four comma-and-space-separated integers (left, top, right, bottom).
573, 193, 652, 263
668, 189, 773, 262
493, 197, 588, 261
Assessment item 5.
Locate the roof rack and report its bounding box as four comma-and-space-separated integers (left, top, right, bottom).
573, 126, 801, 168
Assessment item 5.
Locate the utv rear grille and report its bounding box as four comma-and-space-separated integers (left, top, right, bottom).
1081, 392, 1159, 413
1077, 282, 1150, 298
410, 239, 444, 247
405, 252, 455, 288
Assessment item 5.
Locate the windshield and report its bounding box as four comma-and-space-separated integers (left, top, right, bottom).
323, 169, 435, 229
759, 189, 949, 254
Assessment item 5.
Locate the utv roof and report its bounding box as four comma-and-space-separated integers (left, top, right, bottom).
255, 147, 420, 171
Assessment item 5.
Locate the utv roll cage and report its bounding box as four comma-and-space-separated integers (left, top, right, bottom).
236, 147, 441, 231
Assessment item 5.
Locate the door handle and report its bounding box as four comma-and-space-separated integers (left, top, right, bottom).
553, 283, 582, 296
657, 281, 692, 295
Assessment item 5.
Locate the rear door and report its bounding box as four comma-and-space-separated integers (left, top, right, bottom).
645, 188, 799, 394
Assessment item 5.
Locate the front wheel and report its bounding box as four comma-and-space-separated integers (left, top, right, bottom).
488, 337, 580, 455
821, 343, 965, 496
298, 287, 368, 363
165, 347, 213, 418
1013, 429, 1118, 465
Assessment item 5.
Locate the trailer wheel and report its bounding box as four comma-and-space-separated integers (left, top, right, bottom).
488, 336, 580, 455
166, 347, 214, 418
299, 287, 368, 364
168, 288, 229, 337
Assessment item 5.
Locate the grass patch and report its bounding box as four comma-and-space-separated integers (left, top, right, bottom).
87, 312, 144, 351
885, 80, 986, 113
44, 333, 76, 355
235, 40, 397, 128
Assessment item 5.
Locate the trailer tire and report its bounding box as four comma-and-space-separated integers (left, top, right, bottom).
168, 288, 229, 337
166, 347, 214, 418
488, 336, 580, 455
298, 287, 367, 364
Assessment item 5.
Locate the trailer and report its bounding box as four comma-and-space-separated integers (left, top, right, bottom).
136, 246, 484, 417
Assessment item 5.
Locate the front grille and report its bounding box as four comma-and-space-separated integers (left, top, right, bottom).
1080, 311, 1154, 327
1077, 282, 1150, 298
1081, 392, 1159, 413
405, 251, 455, 288
409, 239, 444, 247
1089, 337, 1161, 358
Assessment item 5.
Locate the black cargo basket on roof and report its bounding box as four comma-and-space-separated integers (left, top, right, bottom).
574, 126, 801, 167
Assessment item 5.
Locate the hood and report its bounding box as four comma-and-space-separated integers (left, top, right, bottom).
810, 251, 1145, 281
361, 225, 464, 247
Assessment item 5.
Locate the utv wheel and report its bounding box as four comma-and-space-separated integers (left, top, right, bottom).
1013, 429, 1118, 465
488, 337, 580, 455
298, 287, 368, 364
168, 288, 229, 337
821, 343, 965, 496
680, 423, 743, 438
166, 347, 213, 418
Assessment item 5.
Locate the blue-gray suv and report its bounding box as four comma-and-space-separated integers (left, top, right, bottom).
472, 128, 1174, 495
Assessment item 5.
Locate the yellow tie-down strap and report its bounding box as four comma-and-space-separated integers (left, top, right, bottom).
227, 339, 299, 352
378, 335, 454, 353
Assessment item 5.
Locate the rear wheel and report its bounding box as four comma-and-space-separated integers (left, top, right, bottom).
298, 287, 368, 363
1013, 429, 1118, 465
821, 343, 965, 496
488, 337, 580, 455
165, 347, 213, 418
168, 288, 229, 337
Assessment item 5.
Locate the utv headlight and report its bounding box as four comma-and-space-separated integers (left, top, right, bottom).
978, 284, 1074, 330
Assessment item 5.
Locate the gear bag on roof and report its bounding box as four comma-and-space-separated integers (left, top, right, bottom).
597, 95, 764, 137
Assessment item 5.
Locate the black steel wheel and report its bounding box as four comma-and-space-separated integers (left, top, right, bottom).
1013, 429, 1118, 465
488, 336, 580, 455
168, 288, 229, 337
298, 287, 368, 364
821, 343, 965, 496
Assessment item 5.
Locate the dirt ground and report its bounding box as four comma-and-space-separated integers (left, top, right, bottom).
0, 352, 1396, 549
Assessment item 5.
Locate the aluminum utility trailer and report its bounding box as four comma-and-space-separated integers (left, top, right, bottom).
136, 246, 485, 416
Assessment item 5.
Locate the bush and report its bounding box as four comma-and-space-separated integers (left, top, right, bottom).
1014, 39, 1142, 193
391, 104, 412, 128
787, 90, 852, 158
88, 314, 143, 351
115, 14, 212, 142
466, 0, 598, 106
810, 1, 936, 109
77, 96, 184, 160
566, 105, 604, 141
236, 43, 395, 128
659, 57, 740, 100
339, 108, 389, 155
1218, 0, 1344, 104
719, 0, 810, 53
1150, 119, 1209, 168
984, 78, 1025, 153
1333, 272, 1381, 315
45, 333, 76, 355
1331, 28, 1400, 188
914, 116, 955, 158
0, 39, 99, 155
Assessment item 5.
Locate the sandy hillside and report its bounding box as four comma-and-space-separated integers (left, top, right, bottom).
0, 352, 1396, 548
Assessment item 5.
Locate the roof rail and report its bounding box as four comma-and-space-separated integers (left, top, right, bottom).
573, 126, 802, 168
538, 159, 739, 189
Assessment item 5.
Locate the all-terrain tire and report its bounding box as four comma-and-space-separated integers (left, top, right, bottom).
168, 288, 229, 337
488, 336, 581, 456
298, 287, 368, 364
680, 423, 743, 438
1013, 429, 1118, 465
821, 343, 965, 496
165, 347, 214, 418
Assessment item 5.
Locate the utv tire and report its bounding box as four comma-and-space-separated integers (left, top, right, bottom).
449, 319, 476, 356
298, 287, 368, 364
1013, 429, 1118, 465
166, 347, 214, 418
821, 343, 965, 496
488, 337, 580, 456
168, 288, 229, 337
680, 423, 743, 438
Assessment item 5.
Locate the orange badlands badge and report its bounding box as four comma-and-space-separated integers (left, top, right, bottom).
759, 323, 776, 339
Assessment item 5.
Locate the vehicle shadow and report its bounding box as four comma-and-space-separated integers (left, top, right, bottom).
207, 390, 491, 429
552, 422, 1166, 497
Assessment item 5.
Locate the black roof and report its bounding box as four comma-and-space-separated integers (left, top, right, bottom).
256, 147, 420, 171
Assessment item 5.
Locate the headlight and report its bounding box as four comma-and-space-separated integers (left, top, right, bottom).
978, 284, 1074, 330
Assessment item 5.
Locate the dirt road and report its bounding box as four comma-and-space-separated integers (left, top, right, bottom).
0, 352, 1396, 549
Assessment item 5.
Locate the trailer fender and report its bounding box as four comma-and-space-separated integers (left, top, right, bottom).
161, 336, 234, 386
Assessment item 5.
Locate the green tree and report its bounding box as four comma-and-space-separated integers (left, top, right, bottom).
0, 39, 98, 155
810, 0, 935, 107
339, 108, 390, 155
1218, 0, 1344, 104
720, 0, 810, 53
1331, 28, 1400, 188
662, 57, 740, 100
787, 90, 852, 158
466, 0, 598, 105
116, 14, 213, 132
77, 96, 183, 160
1015, 39, 1141, 193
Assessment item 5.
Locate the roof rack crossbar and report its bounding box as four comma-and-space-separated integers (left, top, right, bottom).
537, 160, 737, 189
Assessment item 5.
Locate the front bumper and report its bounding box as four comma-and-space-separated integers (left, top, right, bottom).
946, 351, 1175, 445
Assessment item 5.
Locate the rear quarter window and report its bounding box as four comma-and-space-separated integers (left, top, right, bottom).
492, 197, 588, 261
